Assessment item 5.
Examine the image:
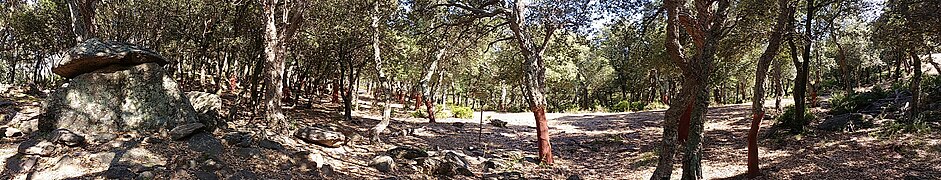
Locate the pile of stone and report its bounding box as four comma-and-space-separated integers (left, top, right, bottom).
43, 38, 199, 142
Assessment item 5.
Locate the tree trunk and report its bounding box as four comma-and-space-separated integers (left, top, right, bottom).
748, 0, 791, 176
68, 0, 97, 43
909, 50, 922, 122
419, 48, 443, 123
370, 0, 393, 142
772, 55, 783, 110
263, 0, 286, 127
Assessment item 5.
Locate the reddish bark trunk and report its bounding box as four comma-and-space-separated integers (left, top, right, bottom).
747, 111, 763, 177
415, 94, 422, 110
425, 99, 436, 123
532, 105, 553, 164
678, 100, 694, 143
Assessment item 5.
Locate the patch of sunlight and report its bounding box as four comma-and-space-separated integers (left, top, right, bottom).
0, 148, 16, 169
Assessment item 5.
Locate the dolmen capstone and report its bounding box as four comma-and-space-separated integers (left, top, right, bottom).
43, 38, 198, 142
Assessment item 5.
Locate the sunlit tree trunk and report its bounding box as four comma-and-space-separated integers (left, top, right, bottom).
748, 0, 792, 176
417, 48, 443, 122
68, 0, 97, 43
652, 0, 729, 179
371, 0, 393, 142
263, 0, 286, 126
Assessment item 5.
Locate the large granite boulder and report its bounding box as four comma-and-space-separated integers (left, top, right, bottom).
53, 38, 168, 79
43, 63, 197, 141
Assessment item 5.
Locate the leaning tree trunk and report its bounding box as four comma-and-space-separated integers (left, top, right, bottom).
748, 0, 791, 176
370, 0, 394, 142
419, 48, 443, 123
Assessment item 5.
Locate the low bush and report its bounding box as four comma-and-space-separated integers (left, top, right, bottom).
829, 88, 887, 115
776, 105, 815, 132
449, 105, 474, 119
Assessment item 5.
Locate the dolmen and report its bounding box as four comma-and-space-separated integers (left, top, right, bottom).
43, 38, 198, 142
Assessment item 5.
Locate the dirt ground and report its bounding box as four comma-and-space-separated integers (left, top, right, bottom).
289, 94, 941, 179
1, 86, 939, 179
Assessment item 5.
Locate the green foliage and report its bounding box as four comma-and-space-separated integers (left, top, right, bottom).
876, 120, 932, 137
776, 105, 814, 132
829, 88, 888, 115
411, 105, 449, 119
645, 102, 669, 110
448, 105, 474, 119
922, 75, 941, 103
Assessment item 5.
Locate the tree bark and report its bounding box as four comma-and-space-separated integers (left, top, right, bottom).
68, 0, 97, 43
748, 0, 791, 176
419, 48, 443, 123
909, 50, 922, 122
371, 0, 393, 142
652, 0, 729, 179
263, 0, 287, 127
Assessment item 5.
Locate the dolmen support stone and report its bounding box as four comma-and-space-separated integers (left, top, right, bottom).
43, 39, 197, 142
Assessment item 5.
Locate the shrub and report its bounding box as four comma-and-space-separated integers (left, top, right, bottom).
923, 75, 941, 103
449, 105, 474, 119
412, 105, 449, 119
612, 100, 632, 112
612, 100, 654, 112
829, 89, 887, 115
645, 102, 669, 110
777, 105, 814, 132
630, 102, 647, 111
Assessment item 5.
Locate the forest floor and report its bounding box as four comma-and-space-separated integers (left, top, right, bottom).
0, 86, 939, 179
271, 93, 941, 179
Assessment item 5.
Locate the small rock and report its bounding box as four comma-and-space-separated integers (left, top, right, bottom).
370, 156, 395, 172
278, 162, 294, 170
228, 170, 258, 180
19, 141, 55, 157
294, 125, 346, 148
138, 171, 156, 179
51, 129, 85, 146
489, 119, 508, 128
187, 132, 223, 154
171, 123, 205, 140
387, 146, 429, 160
308, 153, 326, 168
236, 147, 262, 159
567, 175, 582, 180
222, 132, 252, 147
483, 159, 507, 170
194, 171, 219, 180
144, 137, 165, 144
258, 139, 284, 150
91, 133, 117, 144
105, 166, 135, 179
3, 127, 23, 137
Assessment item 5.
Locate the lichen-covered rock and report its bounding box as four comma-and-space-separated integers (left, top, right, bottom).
294, 126, 346, 148
185, 92, 224, 131
43, 63, 198, 141
818, 113, 875, 131
53, 39, 168, 79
